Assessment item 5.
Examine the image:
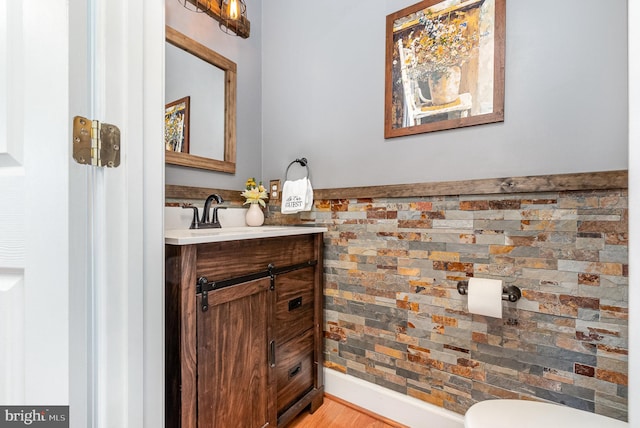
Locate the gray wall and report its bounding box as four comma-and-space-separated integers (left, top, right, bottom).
165, 1, 628, 190
261, 0, 628, 189
165, 0, 262, 190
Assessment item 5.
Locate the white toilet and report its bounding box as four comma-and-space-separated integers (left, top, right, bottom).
464, 399, 628, 428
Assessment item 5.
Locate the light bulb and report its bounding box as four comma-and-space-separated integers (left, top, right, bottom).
227, 0, 239, 20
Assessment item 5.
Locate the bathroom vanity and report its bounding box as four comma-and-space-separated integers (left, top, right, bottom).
165, 226, 327, 428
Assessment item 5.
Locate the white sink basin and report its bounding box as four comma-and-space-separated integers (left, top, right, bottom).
165, 225, 327, 245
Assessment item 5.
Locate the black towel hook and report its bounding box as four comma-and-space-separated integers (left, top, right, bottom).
285, 157, 310, 180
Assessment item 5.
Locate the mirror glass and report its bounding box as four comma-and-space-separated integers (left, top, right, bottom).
165, 26, 236, 173
166, 42, 225, 160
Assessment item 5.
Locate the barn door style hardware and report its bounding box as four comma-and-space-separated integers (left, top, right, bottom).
72, 116, 121, 167
196, 260, 318, 312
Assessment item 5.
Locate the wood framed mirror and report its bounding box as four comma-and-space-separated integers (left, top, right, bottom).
165, 26, 236, 173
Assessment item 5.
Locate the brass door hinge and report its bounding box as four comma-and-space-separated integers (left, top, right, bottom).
72, 116, 121, 167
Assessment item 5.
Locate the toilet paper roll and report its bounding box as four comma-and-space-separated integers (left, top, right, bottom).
467, 277, 503, 318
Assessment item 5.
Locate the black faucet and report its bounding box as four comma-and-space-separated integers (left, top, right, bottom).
200, 194, 225, 228
182, 204, 201, 229
181, 194, 225, 229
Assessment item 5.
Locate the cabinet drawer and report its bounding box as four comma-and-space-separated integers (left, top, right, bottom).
276, 329, 314, 415
275, 268, 315, 344
196, 234, 315, 280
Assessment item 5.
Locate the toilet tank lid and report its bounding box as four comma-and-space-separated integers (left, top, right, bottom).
464, 399, 627, 428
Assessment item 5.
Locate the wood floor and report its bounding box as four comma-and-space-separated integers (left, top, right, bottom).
287, 395, 408, 428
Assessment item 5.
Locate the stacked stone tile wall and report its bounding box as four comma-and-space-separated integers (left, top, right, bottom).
299, 189, 628, 421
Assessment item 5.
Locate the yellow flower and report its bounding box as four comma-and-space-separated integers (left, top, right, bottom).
245, 177, 257, 189
241, 177, 268, 207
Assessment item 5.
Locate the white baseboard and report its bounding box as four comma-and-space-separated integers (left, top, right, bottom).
324, 368, 465, 428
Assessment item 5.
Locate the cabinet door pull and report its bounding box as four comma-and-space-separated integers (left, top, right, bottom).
288, 296, 303, 311
288, 363, 302, 379
269, 340, 276, 368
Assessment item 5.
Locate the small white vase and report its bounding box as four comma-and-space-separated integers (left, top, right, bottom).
245, 203, 264, 227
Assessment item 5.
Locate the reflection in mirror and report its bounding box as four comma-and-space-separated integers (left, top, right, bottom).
165, 26, 237, 173
166, 42, 225, 160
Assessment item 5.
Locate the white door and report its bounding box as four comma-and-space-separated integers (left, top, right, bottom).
0, 0, 164, 427
629, 1, 640, 424
0, 0, 70, 405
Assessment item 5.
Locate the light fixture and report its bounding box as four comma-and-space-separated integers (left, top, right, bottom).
179, 0, 250, 39
219, 0, 248, 36
226, 0, 240, 20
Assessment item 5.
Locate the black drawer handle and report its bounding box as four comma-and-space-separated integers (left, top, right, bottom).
288, 296, 303, 311
288, 363, 302, 379
269, 341, 276, 368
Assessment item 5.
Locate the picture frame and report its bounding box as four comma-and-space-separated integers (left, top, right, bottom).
384, 0, 505, 138
165, 96, 190, 153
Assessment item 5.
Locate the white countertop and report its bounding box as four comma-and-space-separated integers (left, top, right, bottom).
165, 225, 328, 245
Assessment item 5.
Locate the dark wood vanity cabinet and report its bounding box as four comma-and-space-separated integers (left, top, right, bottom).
197, 276, 274, 427
166, 233, 324, 428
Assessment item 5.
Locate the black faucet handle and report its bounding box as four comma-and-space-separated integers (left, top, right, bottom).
212, 206, 228, 224
182, 204, 200, 229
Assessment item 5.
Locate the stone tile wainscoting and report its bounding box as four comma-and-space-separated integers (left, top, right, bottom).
166, 172, 628, 422
305, 189, 628, 421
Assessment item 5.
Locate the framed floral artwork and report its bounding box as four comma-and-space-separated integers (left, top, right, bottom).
384, 0, 505, 138
165, 96, 190, 153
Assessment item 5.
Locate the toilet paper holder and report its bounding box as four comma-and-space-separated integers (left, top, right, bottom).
457, 280, 522, 303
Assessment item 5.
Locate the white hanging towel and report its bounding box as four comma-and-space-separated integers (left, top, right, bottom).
303, 179, 314, 211
282, 177, 314, 214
